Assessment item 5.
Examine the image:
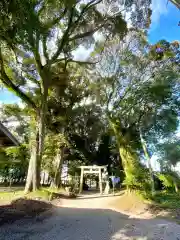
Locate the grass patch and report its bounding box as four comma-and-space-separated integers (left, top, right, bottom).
0, 187, 68, 204
151, 191, 180, 209
0, 189, 51, 202
27, 189, 50, 200
0, 190, 24, 203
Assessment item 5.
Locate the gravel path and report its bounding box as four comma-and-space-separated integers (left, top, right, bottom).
1, 195, 180, 240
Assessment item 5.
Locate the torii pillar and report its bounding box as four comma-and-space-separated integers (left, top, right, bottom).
79, 165, 106, 194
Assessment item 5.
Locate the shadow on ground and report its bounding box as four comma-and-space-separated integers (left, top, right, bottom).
0, 199, 52, 226
1, 202, 180, 239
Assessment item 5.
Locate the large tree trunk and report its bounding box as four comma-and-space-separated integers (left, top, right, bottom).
25, 88, 47, 192
36, 113, 45, 189
119, 145, 141, 189
140, 131, 155, 195
171, 166, 179, 193
174, 179, 179, 193
36, 85, 48, 188
53, 147, 65, 188
24, 56, 49, 192
25, 128, 39, 193
109, 118, 143, 190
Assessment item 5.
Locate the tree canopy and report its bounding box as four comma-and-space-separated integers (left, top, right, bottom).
1, 0, 180, 195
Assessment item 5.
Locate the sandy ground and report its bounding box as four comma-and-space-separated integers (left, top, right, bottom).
1, 193, 180, 240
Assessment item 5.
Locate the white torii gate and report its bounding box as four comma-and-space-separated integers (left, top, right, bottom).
79, 165, 107, 194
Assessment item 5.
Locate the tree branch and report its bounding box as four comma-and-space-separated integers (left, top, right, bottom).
127, 111, 145, 132
42, 34, 49, 62
74, 0, 102, 27
69, 24, 104, 42
50, 57, 98, 67
50, 58, 66, 65
50, 8, 74, 63
106, 78, 116, 111
34, 32, 43, 71
47, 8, 68, 28
67, 59, 98, 65
0, 48, 37, 110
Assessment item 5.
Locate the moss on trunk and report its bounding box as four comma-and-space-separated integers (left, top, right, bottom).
110, 118, 149, 190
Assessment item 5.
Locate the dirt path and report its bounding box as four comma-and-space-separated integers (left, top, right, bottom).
1, 194, 180, 239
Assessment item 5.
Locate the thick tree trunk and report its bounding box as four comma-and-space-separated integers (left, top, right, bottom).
174, 180, 179, 193
24, 94, 47, 192
24, 156, 33, 193
109, 119, 142, 190
171, 166, 179, 193
36, 114, 44, 189
53, 147, 64, 188
140, 131, 155, 195
24, 56, 49, 192
119, 145, 140, 183
36, 86, 48, 188
25, 129, 39, 193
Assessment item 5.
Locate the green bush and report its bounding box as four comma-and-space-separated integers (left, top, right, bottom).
0, 145, 28, 184
158, 174, 174, 188
158, 171, 180, 192
123, 165, 151, 191
68, 160, 81, 176
151, 192, 180, 209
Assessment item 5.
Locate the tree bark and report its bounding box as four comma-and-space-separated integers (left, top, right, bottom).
174, 180, 179, 193
25, 109, 45, 192
109, 118, 142, 190
119, 146, 140, 180
24, 103, 47, 192
140, 130, 155, 195
25, 130, 39, 193
53, 147, 65, 188
36, 85, 48, 188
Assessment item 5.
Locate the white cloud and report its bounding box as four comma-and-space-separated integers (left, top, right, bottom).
150, 0, 168, 30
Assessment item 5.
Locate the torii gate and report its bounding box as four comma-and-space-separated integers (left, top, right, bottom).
79, 165, 107, 194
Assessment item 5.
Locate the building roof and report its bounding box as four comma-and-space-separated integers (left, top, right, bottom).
0, 122, 19, 147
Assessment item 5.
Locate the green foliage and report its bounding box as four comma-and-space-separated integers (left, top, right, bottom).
68, 160, 81, 176
0, 145, 29, 183
5, 144, 29, 160
91, 32, 179, 192
0, 0, 153, 191
0, 0, 152, 110
0, 103, 30, 143
151, 192, 180, 209
158, 171, 180, 191
123, 164, 151, 191
0, 148, 7, 163
42, 133, 69, 175
1, 0, 179, 196
158, 174, 175, 189
157, 140, 180, 170
66, 103, 105, 164
148, 39, 180, 64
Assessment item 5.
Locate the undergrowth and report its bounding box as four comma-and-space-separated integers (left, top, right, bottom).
139, 190, 180, 210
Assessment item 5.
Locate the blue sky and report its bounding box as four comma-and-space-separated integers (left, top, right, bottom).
0, 0, 179, 104
0, 89, 20, 104
148, 0, 180, 43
